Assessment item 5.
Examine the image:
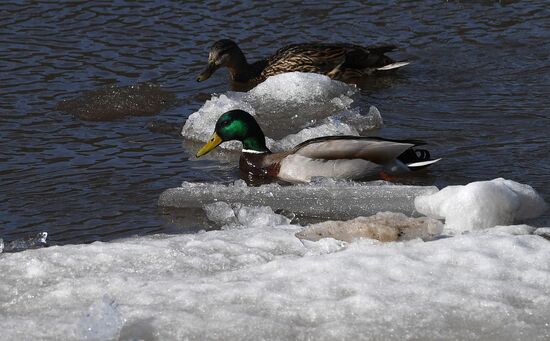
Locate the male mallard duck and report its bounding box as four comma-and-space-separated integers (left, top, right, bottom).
195, 110, 440, 183
196, 39, 409, 84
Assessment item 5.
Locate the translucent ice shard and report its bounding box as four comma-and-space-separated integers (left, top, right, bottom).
203, 202, 291, 229
415, 178, 548, 233
159, 180, 438, 220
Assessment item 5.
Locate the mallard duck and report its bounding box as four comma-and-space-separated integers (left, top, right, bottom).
196, 39, 409, 84
195, 110, 440, 183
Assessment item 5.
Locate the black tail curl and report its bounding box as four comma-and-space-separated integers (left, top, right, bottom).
397, 148, 431, 165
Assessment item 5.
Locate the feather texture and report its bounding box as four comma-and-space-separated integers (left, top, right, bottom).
197, 40, 409, 84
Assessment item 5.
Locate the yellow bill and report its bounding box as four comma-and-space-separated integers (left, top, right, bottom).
196, 132, 223, 157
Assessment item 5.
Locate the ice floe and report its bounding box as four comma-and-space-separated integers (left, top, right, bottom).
1, 204, 550, 340
415, 178, 548, 233
159, 179, 438, 220
181, 72, 383, 152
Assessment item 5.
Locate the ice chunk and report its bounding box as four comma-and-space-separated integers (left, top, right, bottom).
296, 212, 443, 242
77, 295, 124, 341
203, 201, 238, 226
203, 202, 291, 229
249, 71, 356, 104
0, 232, 48, 253
534, 227, 550, 240
181, 72, 382, 152
234, 205, 291, 227
415, 178, 548, 233
159, 180, 438, 220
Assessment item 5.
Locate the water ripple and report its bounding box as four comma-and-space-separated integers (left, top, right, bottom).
1, 0, 549, 244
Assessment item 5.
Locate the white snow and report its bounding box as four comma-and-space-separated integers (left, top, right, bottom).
249, 71, 355, 105
3, 178, 549, 339
1, 204, 550, 340
415, 178, 548, 233
76, 295, 124, 341
181, 72, 383, 152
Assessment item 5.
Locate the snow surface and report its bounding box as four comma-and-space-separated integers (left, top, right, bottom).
1, 204, 550, 340
415, 178, 548, 233
181, 72, 383, 152
159, 179, 438, 220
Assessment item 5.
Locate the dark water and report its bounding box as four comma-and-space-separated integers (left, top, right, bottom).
1, 1, 549, 245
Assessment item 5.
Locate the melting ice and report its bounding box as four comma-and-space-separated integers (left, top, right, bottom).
159, 179, 438, 220
181, 72, 383, 152
1, 196, 550, 340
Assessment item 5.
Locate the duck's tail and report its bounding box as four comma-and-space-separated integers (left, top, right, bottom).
407, 158, 442, 170
376, 61, 410, 71
398, 148, 441, 171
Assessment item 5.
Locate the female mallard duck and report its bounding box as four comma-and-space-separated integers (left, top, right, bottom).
196, 39, 409, 84
195, 110, 440, 183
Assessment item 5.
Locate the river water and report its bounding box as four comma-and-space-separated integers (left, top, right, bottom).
1, 1, 549, 245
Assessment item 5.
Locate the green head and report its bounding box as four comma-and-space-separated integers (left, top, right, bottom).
196, 110, 269, 157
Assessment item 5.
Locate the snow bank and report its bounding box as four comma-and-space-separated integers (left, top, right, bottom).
159, 179, 438, 220
1, 205, 550, 340
415, 178, 548, 233
181, 72, 382, 152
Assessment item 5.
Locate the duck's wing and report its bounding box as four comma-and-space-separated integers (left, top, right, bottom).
262, 43, 406, 79
262, 44, 349, 77
291, 136, 423, 165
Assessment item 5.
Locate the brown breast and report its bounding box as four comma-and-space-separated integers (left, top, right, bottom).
239, 152, 286, 181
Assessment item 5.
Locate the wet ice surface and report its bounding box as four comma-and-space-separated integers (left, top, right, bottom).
1, 204, 550, 340
0, 232, 48, 253
159, 179, 438, 220
181, 72, 383, 152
